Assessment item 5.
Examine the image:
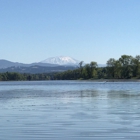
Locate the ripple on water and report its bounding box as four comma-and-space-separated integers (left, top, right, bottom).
0, 81, 140, 139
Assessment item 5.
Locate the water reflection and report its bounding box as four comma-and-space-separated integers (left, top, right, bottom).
0, 89, 101, 100
107, 90, 140, 98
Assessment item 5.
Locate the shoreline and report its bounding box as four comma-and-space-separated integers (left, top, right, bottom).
0, 79, 140, 82
84, 79, 140, 82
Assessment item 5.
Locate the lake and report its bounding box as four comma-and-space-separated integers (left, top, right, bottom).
0, 81, 140, 140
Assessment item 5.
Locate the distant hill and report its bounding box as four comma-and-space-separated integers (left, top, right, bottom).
0, 59, 59, 69
0, 59, 24, 69
0, 65, 77, 74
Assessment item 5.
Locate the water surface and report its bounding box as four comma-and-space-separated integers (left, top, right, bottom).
0, 81, 140, 140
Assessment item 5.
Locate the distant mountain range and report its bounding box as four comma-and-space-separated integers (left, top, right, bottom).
0, 56, 106, 74
0, 56, 79, 74
0, 56, 79, 69
0, 59, 60, 69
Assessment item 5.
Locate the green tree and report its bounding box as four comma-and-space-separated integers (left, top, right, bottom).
90, 61, 98, 78
132, 55, 140, 77
79, 61, 84, 77
106, 58, 116, 78
119, 55, 133, 78
82, 64, 90, 79
114, 60, 122, 78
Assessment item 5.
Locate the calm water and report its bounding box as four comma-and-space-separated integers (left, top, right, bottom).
0, 81, 140, 140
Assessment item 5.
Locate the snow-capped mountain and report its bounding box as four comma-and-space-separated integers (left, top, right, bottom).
40, 56, 80, 65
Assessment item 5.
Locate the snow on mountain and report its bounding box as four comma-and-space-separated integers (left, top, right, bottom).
40, 56, 80, 65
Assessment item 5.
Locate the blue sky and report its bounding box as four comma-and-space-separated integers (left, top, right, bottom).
0, 0, 140, 64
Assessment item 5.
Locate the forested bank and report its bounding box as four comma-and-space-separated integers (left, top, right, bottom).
0, 72, 52, 81
53, 55, 140, 80
0, 55, 140, 81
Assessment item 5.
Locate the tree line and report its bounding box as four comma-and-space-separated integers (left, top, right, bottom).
0, 55, 140, 81
53, 55, 140, 80
0, 72, 52, 81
